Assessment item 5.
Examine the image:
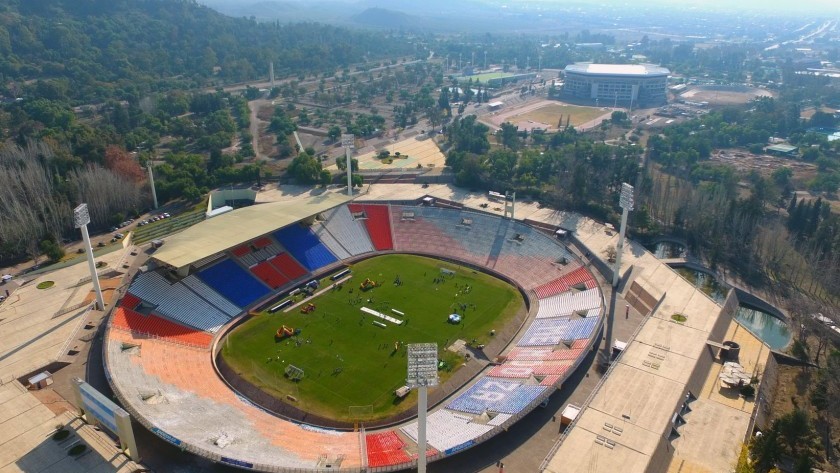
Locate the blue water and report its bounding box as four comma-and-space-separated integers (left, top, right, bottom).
735, 306, 791, 350
674, 267, 791, 350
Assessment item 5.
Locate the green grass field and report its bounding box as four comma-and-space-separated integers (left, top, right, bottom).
459, 72, 517, 84
220, 254, 524, 422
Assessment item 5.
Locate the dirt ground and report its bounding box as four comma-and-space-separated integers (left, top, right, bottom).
710, 149, 818, 180
255, 101, 277, 159
768, 362, 839, 472
487, 99, 613, 132
679, 85, 775, 105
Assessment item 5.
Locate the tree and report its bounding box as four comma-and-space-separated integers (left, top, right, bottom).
39, 239, 64, 263
499, 122, 521, 150
319, 169, 332, 186
287, 152, 323, 184
104, 145, 145, 183
611, 110, 628, 123
734, 443, 755, 473
328, 125, 341, 142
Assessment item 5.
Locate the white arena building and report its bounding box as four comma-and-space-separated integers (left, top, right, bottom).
562, 63, 670, 107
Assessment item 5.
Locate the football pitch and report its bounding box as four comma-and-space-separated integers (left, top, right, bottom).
220, 254, 524, 422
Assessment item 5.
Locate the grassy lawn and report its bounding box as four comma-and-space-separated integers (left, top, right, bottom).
516, 103, 609, 127
460, 72, 516, 83
220, 254, 524, 422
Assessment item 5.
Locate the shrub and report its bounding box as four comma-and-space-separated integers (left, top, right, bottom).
740, 384, 755, 398
52, 429, 70, 441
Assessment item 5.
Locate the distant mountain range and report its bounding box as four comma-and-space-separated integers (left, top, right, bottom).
197, 0, 584, 32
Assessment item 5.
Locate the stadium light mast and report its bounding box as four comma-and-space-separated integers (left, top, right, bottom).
612, 183, 634, 287
407, 343, 439, 473
147, 162, 159, 210
341, 134, 355, 196
74, 204, 105, 311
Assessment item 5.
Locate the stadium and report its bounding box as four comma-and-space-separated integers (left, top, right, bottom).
562, 63, 670, 107
103, 193, 605, 471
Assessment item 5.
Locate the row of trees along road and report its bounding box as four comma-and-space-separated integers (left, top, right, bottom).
0, 141, 146, 265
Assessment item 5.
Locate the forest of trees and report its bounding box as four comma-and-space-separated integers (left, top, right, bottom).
0, 0, 417, 103
0, 0, 422, 264
0, 141, 145, 263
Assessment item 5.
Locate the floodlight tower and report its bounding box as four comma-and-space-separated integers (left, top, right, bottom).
612, 183, 634, 287
341, 134, 355, 196
407, 343, 439, 473
74, 204, 105, 311
147, 163, 158, 209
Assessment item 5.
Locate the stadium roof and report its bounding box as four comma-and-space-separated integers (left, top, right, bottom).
152, 192, 354, 269
564, 63, 670, 77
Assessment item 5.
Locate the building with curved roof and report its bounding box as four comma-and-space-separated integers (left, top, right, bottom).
562, 63, 670, 106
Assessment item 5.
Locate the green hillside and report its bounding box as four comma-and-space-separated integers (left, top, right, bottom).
0, 0, 415, 102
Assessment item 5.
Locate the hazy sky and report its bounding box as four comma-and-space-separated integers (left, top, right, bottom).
509, 0, 838, 14
202, 0, 839, 15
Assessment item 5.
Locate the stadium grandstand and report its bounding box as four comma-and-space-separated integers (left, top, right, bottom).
104, 195, 605, 472
562, 63, 670, 106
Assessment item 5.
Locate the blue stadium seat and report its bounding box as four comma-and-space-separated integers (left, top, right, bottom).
197, 259, 270, 307
273, 224, 338, 271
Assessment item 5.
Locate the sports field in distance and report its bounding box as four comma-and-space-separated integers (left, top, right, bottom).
515, 103, 609, 127
220, 254, 524, 422
459, 71, 517, 83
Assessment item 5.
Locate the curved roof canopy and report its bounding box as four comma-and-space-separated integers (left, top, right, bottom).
564, 63, 670, 77
152, 192, 354, 269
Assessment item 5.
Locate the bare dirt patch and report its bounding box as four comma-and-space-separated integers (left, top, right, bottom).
488, 100, 612, 131
680, 85, 774, 105
711, 149, 817, 180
